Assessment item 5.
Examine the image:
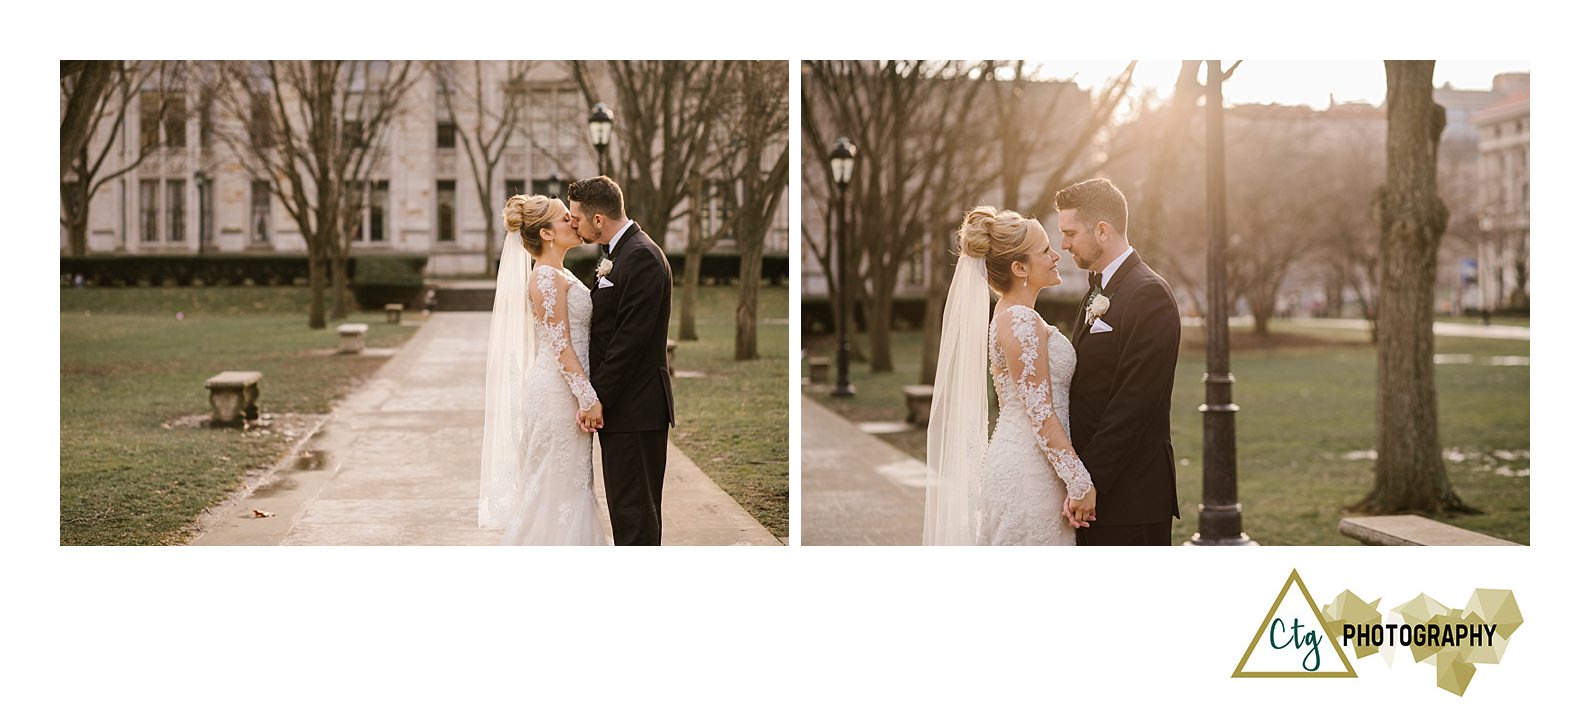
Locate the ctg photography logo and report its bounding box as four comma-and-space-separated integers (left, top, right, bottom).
1232, 569, 1523, 696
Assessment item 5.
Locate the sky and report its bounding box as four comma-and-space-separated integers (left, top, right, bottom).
1036, 60, 1531, 109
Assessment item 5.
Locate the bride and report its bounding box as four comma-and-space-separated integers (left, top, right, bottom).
479, 194, 611, 545
924, 206, 1098, 546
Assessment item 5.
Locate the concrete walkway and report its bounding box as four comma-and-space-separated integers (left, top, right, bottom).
193, 312, 779, 546
800, 395, 926, 546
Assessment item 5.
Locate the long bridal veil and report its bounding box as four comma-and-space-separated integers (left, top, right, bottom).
923, 254, 991, 545
479, 230, 538, 528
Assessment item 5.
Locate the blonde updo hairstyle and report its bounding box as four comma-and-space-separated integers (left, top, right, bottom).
501, 194, 559, 257
957, 206, 1046, 293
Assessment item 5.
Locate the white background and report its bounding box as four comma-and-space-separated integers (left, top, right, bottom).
12, 1, 1578, 704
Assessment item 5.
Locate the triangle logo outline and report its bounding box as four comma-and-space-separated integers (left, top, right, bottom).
1232, 568, 1358, 678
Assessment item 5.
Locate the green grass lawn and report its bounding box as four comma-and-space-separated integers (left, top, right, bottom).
60, 286, 419, 545
670, 285, 789, 538
806, 317, 1528, 546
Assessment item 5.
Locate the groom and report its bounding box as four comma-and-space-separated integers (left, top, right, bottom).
568, 176, 676, 546
1057, 178, 1181, 546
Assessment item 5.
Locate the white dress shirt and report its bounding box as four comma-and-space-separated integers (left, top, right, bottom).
1100, 246, 1136, 289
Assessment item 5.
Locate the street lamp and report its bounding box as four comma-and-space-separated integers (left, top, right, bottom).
194, 169, 208, 257
587, 102, 614, 176
1190, 60, 1255, 546
546, 171, 563, 201
829, 137, 858, 398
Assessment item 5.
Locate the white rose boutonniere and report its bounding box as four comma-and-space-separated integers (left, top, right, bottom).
1086, 293, 1111, 326
596, 258, 613, 278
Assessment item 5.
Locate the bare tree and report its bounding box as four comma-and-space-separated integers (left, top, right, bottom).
570, 61, 734, 251
431, 61, 535, 277
209, 60, 415, 329
1352, 61, 1472, 515
60, 61, 176, 257
803, 61, 999, 373
721, 62, 789, 361
1223, 108, 1329, 335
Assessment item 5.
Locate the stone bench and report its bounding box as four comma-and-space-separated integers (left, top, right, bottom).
903, 384, 934, 427
338, 323, 369, 354
807, 356, 831, 384
1338, 514, 1519, 546
205, 371, 261, 427
385, 303, 404, 324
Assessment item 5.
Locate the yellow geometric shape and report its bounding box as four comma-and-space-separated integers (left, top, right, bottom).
1233, 569, 1357, 678
1321, 589, 1383, 659
1464, 589, 1524, 640
1435, 649, 1478, 696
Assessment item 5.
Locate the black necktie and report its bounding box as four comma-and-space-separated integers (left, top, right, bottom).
1087, 272, 1102, 292
600, 243, 610, 257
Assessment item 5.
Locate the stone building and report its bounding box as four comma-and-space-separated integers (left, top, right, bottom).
1471, 82, 1530, 311
62, 60, 788, 276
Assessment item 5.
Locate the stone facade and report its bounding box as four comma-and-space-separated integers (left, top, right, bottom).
63, 61, 789, 276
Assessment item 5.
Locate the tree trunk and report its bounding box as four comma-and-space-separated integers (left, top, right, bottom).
330, 240, 350, 320
867, 271, 897, 373
919, 235, 949, 385
734, 245, 761, 360
678, 180, 704, 342
1353, 61, 1471, 515
307, 238, 327, 330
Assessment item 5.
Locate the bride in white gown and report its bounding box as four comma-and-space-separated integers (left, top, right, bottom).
924, 206, 1098, 546
479, 194, 610, 545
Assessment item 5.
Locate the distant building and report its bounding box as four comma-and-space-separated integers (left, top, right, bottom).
1471, 83, 1530, 311
62, 61, 788, 276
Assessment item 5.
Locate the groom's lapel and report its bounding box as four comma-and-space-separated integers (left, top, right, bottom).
1074, 251, 1142, 345
609, 222, 642, 264
1102, 251, 1142, 300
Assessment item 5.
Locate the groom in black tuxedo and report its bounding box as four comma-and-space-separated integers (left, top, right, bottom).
568, 176, 676, 546
1057, 178, 1181, 546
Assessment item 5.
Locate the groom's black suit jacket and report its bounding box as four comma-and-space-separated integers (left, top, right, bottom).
1068, 250, 1181, 527
589, 222, 675, 432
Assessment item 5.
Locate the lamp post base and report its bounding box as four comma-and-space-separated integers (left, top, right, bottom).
829, 384, 855, 397
1185, 533, 1259, 546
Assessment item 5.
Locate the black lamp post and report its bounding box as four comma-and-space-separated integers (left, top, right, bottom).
588, 102, 614, 176
1191, 60, 1255, 546
194, 169, 208, 257
829, 137, 857, 397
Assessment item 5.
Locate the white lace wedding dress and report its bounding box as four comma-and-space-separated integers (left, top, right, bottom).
498, 265, 610, 545
981, 305, 1094, 546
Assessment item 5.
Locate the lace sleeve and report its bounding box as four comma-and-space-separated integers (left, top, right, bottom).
996, 306, 1093, 500
531, 266, 600, 412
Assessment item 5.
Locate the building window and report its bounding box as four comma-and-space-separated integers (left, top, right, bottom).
370, 180, 388, 242
251, 180, 272, 244
706, 178, 738, 240
139, 180, 159, 242
526, 86, 583, 156
166, 180, 186, 242
140, 92, 161, 150
506, 179, 526, 199
250, 93, 274, 148
437, 122, 456, 149
437, 180, 456, 242
163, 93, 187, 148
343, 120, 365, 149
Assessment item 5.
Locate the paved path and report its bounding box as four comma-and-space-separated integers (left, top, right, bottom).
193, 313, 779, 546
800, 395, 925, 546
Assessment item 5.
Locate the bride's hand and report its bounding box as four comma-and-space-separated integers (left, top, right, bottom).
581, 402, 604, 432
1066, 488, 1098, 529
